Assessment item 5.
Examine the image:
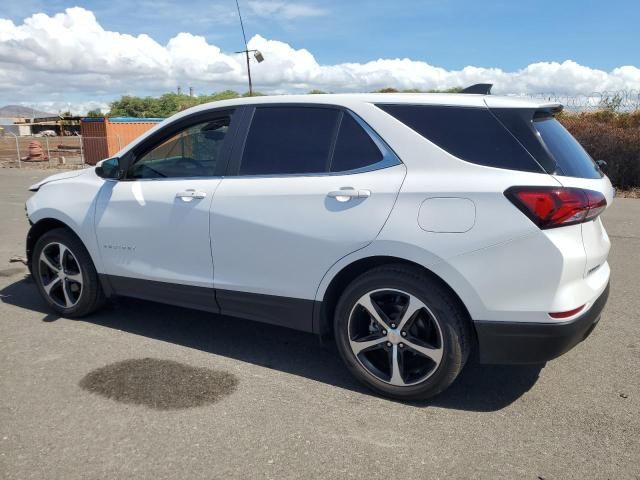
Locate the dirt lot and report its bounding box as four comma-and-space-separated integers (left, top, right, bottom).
0, 168, 638, 479
0, 136, 84, 167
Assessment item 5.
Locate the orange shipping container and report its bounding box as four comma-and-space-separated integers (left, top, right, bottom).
80, 117, 163, 165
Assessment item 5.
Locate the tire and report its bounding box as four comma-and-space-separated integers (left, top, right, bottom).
31, 228, 106, 317
334, 264, 472, 401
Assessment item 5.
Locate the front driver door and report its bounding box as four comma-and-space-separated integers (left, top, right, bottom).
94, 110, 237, 310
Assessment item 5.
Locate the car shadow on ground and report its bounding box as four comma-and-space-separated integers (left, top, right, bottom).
1, 276, 544, 412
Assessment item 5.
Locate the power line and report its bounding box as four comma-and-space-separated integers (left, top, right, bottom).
235, 0, 248, 49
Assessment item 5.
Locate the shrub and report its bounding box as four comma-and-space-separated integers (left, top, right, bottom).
559, 111, 640, 188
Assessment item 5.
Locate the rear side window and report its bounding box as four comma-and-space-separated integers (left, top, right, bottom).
377, 104, 543, 173
330, 114, 383, 172
240, 107, 338, 175
533, 117, 601, 179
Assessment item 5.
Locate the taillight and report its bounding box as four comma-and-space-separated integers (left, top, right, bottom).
582, 189, 607, 221
549, 305, 585, 319
505, 187, 607, 229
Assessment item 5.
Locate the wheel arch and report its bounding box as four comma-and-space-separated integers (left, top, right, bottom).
314, 254, 476, 342
27, 218, 85, 271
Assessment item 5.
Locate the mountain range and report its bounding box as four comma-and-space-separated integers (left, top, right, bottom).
0, 105, 55, 118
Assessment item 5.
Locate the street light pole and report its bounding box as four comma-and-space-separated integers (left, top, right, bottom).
234, 0, 264, 96
235, 48, 264, 96
234, 0, 253, 96
245, 49, 253, 96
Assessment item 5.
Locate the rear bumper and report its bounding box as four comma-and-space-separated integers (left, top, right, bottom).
474, 283, 610, 364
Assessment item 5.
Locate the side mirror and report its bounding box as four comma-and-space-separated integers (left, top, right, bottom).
596, 159, 608, 174
96, 157, 123, 180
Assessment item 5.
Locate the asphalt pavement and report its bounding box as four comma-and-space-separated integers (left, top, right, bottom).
1, 167, 638, 479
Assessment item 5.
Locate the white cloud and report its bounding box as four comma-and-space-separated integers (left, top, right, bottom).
0, 7, 639, 114
19, 100, 110, 116
247, 1, 327, 19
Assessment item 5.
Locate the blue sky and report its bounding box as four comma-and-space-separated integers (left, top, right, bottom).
1, 1, 639, 113
3, 0, 638, 70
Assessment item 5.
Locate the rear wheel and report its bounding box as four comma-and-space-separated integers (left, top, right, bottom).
334, 265, 471, 400
32, 228, 105, 317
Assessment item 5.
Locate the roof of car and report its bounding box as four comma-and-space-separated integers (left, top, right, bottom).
196, 92, 554, 109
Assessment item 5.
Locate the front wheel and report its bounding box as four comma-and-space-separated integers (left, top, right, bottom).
32, 228, 105, 317
334, 265, 472, 401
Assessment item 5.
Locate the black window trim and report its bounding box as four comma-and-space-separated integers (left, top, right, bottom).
226, 103, 402, 179
118, 107, 240, 181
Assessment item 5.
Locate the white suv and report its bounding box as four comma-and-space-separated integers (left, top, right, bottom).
25, 91, 613, 400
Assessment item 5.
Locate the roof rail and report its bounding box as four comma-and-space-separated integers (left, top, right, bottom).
461, 83, 493, 95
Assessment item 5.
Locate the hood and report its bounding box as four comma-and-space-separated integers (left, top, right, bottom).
29, 167, 93, 192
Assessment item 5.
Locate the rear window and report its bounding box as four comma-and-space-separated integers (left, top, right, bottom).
377, 104, 543, 173
533, 116, 601, 179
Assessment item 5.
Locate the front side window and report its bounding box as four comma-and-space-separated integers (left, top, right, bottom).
128, 117, 230, 179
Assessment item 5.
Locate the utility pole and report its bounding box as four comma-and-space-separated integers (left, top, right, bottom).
234, 0, 264, 96
245, 51, 253, 96
235, 0, 252, 96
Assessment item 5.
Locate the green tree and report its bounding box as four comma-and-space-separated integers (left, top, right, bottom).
86, 109, 104, 117
209, 90, 241, 101
106, 87, 469, 119
109, 96, 150, 117
373, 87, 464, 94
108, 91, 245, 117
427, 87, 464, 93
59, 111, 74, 127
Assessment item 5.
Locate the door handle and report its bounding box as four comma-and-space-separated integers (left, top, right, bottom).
176, 189, 207, 201
327, 188, 371, 202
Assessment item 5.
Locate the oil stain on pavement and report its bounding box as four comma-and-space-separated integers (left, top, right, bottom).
79, 358, 238, 409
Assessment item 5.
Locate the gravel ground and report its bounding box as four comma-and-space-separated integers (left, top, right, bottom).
1, 168, 639, 479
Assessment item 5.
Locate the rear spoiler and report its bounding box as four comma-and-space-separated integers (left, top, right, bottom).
461, 85, 564, 115
535, 103, 564, 116
461, 83, 493, 95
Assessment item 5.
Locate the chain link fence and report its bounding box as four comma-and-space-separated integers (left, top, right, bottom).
525, 90, 640, 112
0, 135, 125, 169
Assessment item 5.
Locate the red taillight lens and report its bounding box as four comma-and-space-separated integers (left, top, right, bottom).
549, 304, 586, 319
583, 189, 607, 221
505, 187, 607, 229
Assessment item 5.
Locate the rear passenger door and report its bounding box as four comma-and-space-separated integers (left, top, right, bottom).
211, 105, 406, 331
